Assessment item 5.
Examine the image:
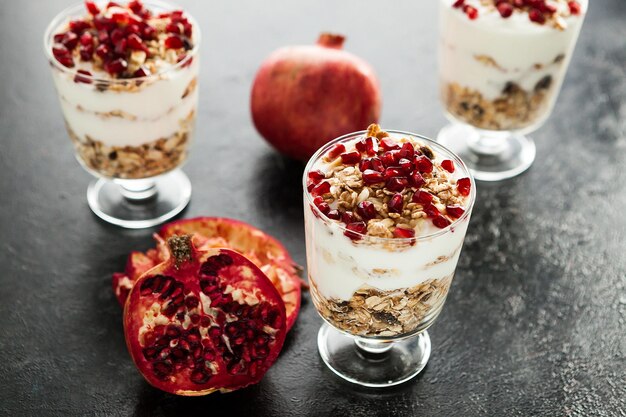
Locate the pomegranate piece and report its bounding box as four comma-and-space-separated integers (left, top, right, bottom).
313, 196, 331, 216
393, 227, 415, 239
340, 151, 361, 165
386, 177, 408, 192
307, 169, 325, 184
398, 158, 413, 174
398, 142, 414, 159
441, 159, 455, 173
105, 57, 128, 76
52, 44, 74, 68
344, 222, 367, 241
415, 156, 433, 174
496, 2, 514, 18
457, 177, 471, 196
388, 193, 404, 214
124, 236, 287, 395
380, 151, 397, 167
113, 250, 160, 306
127, 33, 145, 50
311, 180, 331, 196
327, 209, 341, 220
358, 158, 372, 172
74, 69, 93, 84
412, 190, 433, 204
453, 0, 465, 8
356, 201, 377, 221
327, 143, 346, 160
379, 137, 400, 151
384, 167, 403, 180
362, 169, 384, 185
433, 215, 451, 229
423, 203, 441, 218
464, 5, 479, 19
408, 172, 425, 188
369, 157, 384, 172
62, 32, 79, 50
165, 35, 184, 49
446, 205, 465, 219
85, 1, 100, 15
528, 8, 546, 24
341, 211, 354, 224
568, 1, 581, 14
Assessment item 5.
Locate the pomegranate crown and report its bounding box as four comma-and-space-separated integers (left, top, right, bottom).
167, 235, 193, 268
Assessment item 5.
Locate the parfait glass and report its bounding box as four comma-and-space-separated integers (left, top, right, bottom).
44, 1, 200, 228
303, 130, 476, 387
437, 0, 587, 181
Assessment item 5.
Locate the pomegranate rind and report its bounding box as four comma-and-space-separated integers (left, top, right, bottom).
124, 243, 287, 396
113, 251, 157, 305
159, 217, 302, 331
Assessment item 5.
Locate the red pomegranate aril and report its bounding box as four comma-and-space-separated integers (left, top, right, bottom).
341, 211, 354, 225
111, 12, 130, 25
358, 158, 372, 172
62, 32, 79, 50
311, 180, 331, 196
105, 57, 128, 75
127, 33, 144, 50
386, 177, 408, 192
415, 156, 433, 174
96, 43, 110, 59
133, 66, 150, 77
143, 25, 157, 40
362, 169, 384, 185
384, 167, 403, 180
497, 2, 514, 18
441, 159, 455, 173
166, 22, 182, 35
69, 20, 91, 34
412, 190, 433, 204
528, 8, 546, 24
52, 44, 69, 58
53, 33, 65, 43
446, 205, 465, 219
398, 158, 413, 174
379, 137, 400, 151
74, 69, 92, 84
409, 172, 425, 188
433, 215, 451, 229
317, 202, 331, 216
568, 1, 581, 14
79, 32, 93, 46
363, 136, 377, 155
111, 28, 125, 44
464, 5, 479, 19
328, 143, 346, 160
85, 1, 100, 15
356, 201, 377, 221
388, 193, 404, 214
340, 151, 361, 165
393, 227, 415, 239
370, 157, 384, 172
80, 44, 94, 61
165, 35, 184, 49
457, 177, 471, 196
453, 0, 465, 8
355, 138, 367, 153
327, 209, 340, 220
128, 0, 144, 14
398, 142, 414, 159
307, 170, 325, 184
114, 38, 128, 55
381, 151, 396, 168
423, 203, 441, 218
344, 222, 367, 241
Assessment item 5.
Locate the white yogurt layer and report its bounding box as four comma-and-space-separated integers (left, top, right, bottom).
305, 134, 473, 301
439, 0, 587, 100
51, 57, 199, 147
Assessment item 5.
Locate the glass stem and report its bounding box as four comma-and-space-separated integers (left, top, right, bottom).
116, 179, 158, 202
354, 338, 393, 359
467, 128, 510, 156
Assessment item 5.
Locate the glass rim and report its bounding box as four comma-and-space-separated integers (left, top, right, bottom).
43, 0, 201, 84
302, 129, 477, 243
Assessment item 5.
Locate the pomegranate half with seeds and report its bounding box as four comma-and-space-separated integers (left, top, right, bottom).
124, 235, 286, 395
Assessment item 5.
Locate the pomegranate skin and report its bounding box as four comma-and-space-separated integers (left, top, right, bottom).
251, 34, 382, 161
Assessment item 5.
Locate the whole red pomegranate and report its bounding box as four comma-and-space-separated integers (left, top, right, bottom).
124, 235, 287, 395
251, 33, 382, 160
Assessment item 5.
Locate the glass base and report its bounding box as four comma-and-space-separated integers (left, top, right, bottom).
86, 169, 191, 229
317, 323, 431, 387
437, 123, 536, 182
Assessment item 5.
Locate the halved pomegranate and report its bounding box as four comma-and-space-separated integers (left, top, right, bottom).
113, 217, 302, 331
124, 235, 286, 395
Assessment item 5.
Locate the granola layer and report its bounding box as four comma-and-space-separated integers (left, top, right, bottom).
311, 275, 453, 337
67, 110, 194, 179
442, 79, 553, 131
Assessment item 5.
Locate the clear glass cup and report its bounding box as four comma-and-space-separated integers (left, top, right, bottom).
44, 1, 200, 228
437, 0, 587, 181
303, 130, 476, 387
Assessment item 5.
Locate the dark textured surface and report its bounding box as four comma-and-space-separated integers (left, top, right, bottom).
1, 1, 625, 416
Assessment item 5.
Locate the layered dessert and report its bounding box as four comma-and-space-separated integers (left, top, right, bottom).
304, 124, 474, 338
439, 0, 587, 131
46, 0, 199, 179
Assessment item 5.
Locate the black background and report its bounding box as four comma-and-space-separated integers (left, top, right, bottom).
1, 1, 625, 416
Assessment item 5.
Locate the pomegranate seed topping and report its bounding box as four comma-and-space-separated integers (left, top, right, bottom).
62, 32, 79, 49
317, 201, 331, 215
423, 203, 441, 218
341, 211, 354, 225
409, 172, 425, 188
79, 44, 94, 61
453, 0, 465, 8
542, 3, 557, 14
340, 151, 361, 165
74, 69, 92, 84
513, 0, 524, 6
441, 159, 455, 173
355, 138, 367, 153
381, 151, 397, 167
52, 44, 74, 68
415, 156, 433, 173
311, 180, 331, 196
114, 38, 127, 55
370, 157, 384, 172
106, 1, 122, 8
143, 25, 157, 39
328, 143, 346, 160
362, 169, 385, 185
69, 20, 91, 34
446, 205, 465, 219
97, 29, 109, 43
127, 33, 144, 50
166, 22, 182, 34
133, 67, 149, 77
344, 222, 367, 241
327, 210, 340, 220
496, 2, 514, 18
386, 177, 408, 192
53, 33, 65, 43
307, 170, 325, 184
356, 201, 377, 221
433, 216, 451, 229
457, 177, 471, 196
464, 5, 479, 19
104, 58, 128, 75
364, 136, 378, 155
398, 142, 414, 159
528, 8, 546, 24
398, 158, 413, 173
128, 0, 144, 14
85, 1, 100, 15
165, 35, 184, 49
393, 227, 415, 239
79, 32, 93, 46
388, 193, 404, 213
111, 28, 125, 44
358, 158, 372, 172
379, 137, 400, 151
568, 1, 581, 14
95, 43, 110, 59
111, 12, 130, 25
384, 167, 403, 180
412, 190, 433, 204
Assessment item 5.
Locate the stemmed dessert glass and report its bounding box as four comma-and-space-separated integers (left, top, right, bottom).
437, 0, 587, 181
303, 130, 476, 387
44, 1, 200, 228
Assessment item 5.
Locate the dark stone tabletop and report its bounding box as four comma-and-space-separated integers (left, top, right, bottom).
1, 1, 624, 416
